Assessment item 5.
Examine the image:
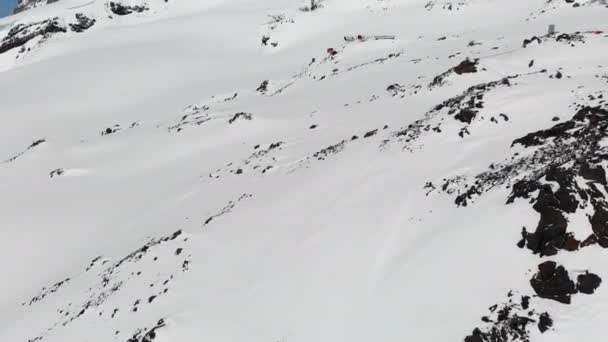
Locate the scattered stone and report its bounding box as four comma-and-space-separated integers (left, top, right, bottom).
26, 278, 70, 306
256, 80, 269, 93
126, 319, 166, 342
102, 125, 121, 136
313, 140, 347, 160
49, 168, 64, 178
537, 312, 553, 333
363, 129, 378, 138
464, 292, 551, 342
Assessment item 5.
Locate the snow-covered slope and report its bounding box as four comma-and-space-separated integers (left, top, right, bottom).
1, 0, 608, 341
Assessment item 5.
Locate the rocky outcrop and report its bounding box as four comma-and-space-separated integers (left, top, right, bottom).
109, 2, 148, 16
429, 58, 479, 89
13, 0, 59, 14
464, 292, 552, 342
69, 13, 96, 33
0, 18, 66, 54
434, 100, 608, 341
530, 261, 577, 304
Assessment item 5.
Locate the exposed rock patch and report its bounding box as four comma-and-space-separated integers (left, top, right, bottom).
464, 292, 552, 342
228, 112, 253, 124
69, 14, 96, 33
530, 261, 577, 304
203, 194, 252, 225
0, 18, 66, 55
127, 318, 166, 342
429, 58, 479, 89
109, 2, 148, 16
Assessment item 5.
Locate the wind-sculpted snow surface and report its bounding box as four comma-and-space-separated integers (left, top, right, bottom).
1, 0, 608, 342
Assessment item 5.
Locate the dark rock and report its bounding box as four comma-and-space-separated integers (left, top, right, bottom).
109, 2, 148, 15
453, 59, 478, 75
520, 296, 530, 310
363, 129, 378, 138
0, 18, 66, 55
576, 271, 602, 294
512, 120, 576, 147
464, 295, 548, 342
127, 318, 166, 342
102, 126, 121, 136
29, 139, 46, 148
591, 207, 608, 247
523, 36, 541, 48
69, 13, 96, 33
530, 261, 577, 304
580, 162, 606, 184
537, 312, 553, 333
455, 108, 477, 124
555, 32, 585, 44
256, 80, 269, 93
228, 112, 253, 124
563, 234, 580, 251
576, 272, 602, 294
581, 234, 598, 248
313, 140, 346, 160
49, 168, 64, 178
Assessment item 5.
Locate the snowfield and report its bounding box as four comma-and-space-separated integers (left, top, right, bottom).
1, 0, 608, 341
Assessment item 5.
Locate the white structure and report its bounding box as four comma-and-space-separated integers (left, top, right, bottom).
548, 24, 556, 35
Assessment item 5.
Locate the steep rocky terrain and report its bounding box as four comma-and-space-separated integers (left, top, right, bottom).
0, 0, 607, 341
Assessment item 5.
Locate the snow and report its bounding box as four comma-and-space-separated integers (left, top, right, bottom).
0, 0, 608, 341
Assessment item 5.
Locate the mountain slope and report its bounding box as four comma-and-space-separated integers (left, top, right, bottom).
0, 0, 608, 342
